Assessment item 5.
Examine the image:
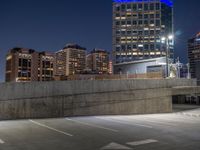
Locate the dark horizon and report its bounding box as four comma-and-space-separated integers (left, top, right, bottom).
0, 0, 200, 82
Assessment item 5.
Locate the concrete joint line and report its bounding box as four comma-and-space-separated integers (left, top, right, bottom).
1, 88, 171, 102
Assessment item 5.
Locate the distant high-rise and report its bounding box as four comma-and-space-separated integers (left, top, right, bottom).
5, 48, 55, 82
55, 44, 86, 77
188, 33, 200, 80
112, 0, 173, 64
86, 49, 110, 74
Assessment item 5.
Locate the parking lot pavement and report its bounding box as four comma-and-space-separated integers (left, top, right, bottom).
0, 108, 200, 150
173, 104, 200, 112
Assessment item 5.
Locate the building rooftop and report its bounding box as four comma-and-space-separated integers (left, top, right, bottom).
90, 49, 109, 54
114, 57, 167, 66
113, 0, 173, 7
10, 47, 35, 54
63, 43, 86, 50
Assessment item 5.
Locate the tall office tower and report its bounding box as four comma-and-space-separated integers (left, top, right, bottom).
86, 49, 110, 74
5, 48, 39, 82
188, 33, 200, 80
55, 44, 86, 77
38, 52, 55, 81
112, 0, 173, 64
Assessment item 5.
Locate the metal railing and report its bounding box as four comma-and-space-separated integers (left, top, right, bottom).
67, 72, 163, 80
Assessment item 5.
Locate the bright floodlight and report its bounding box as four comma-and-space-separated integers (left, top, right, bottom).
168, 35, 173, 40
161, 37, 166, 41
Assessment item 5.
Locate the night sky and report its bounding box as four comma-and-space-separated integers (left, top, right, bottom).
0, 0, 200, 82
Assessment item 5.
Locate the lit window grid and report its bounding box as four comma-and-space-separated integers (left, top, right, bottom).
112, 1, 173, 63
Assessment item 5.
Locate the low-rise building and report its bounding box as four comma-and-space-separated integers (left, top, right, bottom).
5, 48, 55, 82
38, 52, 55, 81
5, 48, 39, 82
113, 57, 169, 77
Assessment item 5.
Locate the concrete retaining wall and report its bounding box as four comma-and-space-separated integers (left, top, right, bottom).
0, 79, 197, 119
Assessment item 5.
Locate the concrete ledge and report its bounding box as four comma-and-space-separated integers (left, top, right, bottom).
172, 86, 200, 95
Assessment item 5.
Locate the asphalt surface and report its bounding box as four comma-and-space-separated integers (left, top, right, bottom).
0, 106, 200, 150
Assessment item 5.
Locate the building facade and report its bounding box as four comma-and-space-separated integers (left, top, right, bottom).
114, 57, 167, 75
5, 48, 39, 82
38, 52, 55, 81
5, 48, 55, 82
55, 44, 86, 77
109, 61, 113, 74
188, 33, 200, 80
86, 49, 110, 74
112, 0, 173, 64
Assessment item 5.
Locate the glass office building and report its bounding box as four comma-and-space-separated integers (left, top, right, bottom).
188, 33, 200, 80
112, 0, 173, 64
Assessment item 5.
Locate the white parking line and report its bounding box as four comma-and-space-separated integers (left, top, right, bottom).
127, 139, 158, 146
29, 120, 73, 137
95, 117, 153, 129
0, 139, 5, 144
125, 117, 177, 127
65, 118, 118, 133
101, 142, 132, 150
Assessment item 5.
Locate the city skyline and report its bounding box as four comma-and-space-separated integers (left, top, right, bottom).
1, 0, 200, 82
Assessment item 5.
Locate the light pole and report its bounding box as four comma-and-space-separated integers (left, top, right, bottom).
187, 63, 190, 79
176, 57, 181, 78
161, 35, 174, 78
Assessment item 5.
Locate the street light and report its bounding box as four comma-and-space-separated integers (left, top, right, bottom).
161, 37, 166, 42
187, 63, 190, 79
161, 34, 174, 78
168, 35, 174, 40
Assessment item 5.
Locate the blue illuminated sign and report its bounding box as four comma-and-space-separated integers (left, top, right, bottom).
113, 0, 173, 7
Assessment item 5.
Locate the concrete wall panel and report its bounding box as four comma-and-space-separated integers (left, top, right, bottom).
0, 79, 196, 119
